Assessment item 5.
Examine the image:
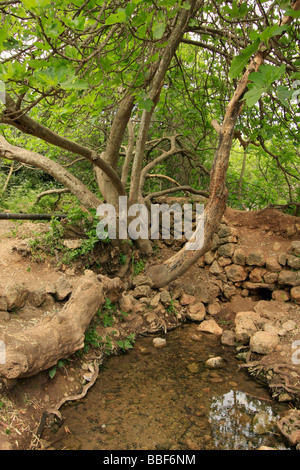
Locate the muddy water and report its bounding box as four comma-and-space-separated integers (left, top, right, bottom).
49, 323, 290, 450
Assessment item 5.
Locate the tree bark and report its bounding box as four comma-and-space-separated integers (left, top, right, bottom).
0, 271, 124, 379
0, 135, 101, 210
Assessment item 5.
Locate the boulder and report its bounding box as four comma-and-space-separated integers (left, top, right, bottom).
250, 331, 279, 355
218, 243, 235, 258
132, 275, 154, 287
225, 265, 247, 282
207, 301, 221, 316
287, 255, 300, 270
3, 283, 28, 311
221, 330, 236, 347
26, 288, 47, 308
249, 267, 266, 283
180, 293, 196, 306
290, 241, 300, 256
196, 282, 221, 304
133, 285, 152, 299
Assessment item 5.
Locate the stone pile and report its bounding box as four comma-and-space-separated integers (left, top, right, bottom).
197, 223, 300, 305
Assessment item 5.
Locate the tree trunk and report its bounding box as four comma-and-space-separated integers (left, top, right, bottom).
0, 135, 101, 210
0, 271, 124, 379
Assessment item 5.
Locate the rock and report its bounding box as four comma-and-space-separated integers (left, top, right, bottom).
55, 276, 72, 301
150, 293, 161, 308
205, 356, 224, 369
196, 282, 221, 304
287, 255, 300, 270
180, 293, 196, 306
290, 241, 300, 256
278, 253, 287, 266
160, 290, 172, 306
0, 296, 8, 311
12, 239, 32, 256
249, 267, 266, 283
222, 283, 237, 300
263, 272, 278, 284
225, 265, 247, 282
218, 224, 233, 238
252, 411, 275, 435
250, 331, 280, 355
272, 290, 290, 302
277, 410, 300, 446
290, 286, 300, 304
204, 251, 215, 265
265, 256, 282, 273
3, 283, 28, 311
45, 283, 56, 295
257, 446, 277, 451
132, 275, 154, 287
218, 257, 232, 267
254, 300, 288, 320
187, 301, 206, 322
218, 243, 235, 258
207, 301, 221, 316
27, 288, 46, 307
133, 285, 152, 299
278, 270, 300, 287
0, 310, 10, 321
232, 248, 246, 265
119, 293, 133, 313
246, 250, 265, 266
153, 337, 167, 349
221, 330, 235, 347
243, 282, 275, 292
209, 260, 223, 276
197, 319, 223, 335
63, 239, 83, 249
187, 362, 199, 373
281, 320, 297, 332
286, 225, 297, 237
235, 312, 258, 344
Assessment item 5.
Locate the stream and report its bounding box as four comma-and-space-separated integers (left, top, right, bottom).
48, 322, 290, 451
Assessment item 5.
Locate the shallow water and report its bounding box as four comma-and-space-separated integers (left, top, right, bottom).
49, 323, 290, 450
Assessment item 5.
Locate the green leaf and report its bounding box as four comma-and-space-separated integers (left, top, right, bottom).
152, 21, 166, 40
0, 80, 5, 93
244, 84, 268, 107
276, 85, 293, 108
49, 367, 57, 379
138, 98, 154, 112
229, 39, 260, 79
105, 9, 127, 25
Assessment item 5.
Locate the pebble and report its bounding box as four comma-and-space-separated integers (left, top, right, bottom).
153, 337, 167, 349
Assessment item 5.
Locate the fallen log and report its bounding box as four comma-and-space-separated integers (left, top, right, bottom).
0, 271, 124, 380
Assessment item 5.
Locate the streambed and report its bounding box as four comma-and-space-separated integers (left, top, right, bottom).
48, 323, 290, 450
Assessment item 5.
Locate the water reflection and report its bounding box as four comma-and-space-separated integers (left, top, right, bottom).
209, 390, 285, 450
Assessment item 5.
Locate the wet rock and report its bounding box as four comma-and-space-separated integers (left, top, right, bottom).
250, 331, 279, 355
55, 275, 72, 300
290, 286, 300, 304
221, 329, 235, 347
246, 250, 265, 267
205, 356, 224, 369
153, 337, 167, 349
252, 411, 275, 435
278, 410, 300, 446
197, 319, 223, 335
187, 301, 206, 322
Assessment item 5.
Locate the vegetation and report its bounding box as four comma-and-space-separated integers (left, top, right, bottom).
0, 0, 299, 285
